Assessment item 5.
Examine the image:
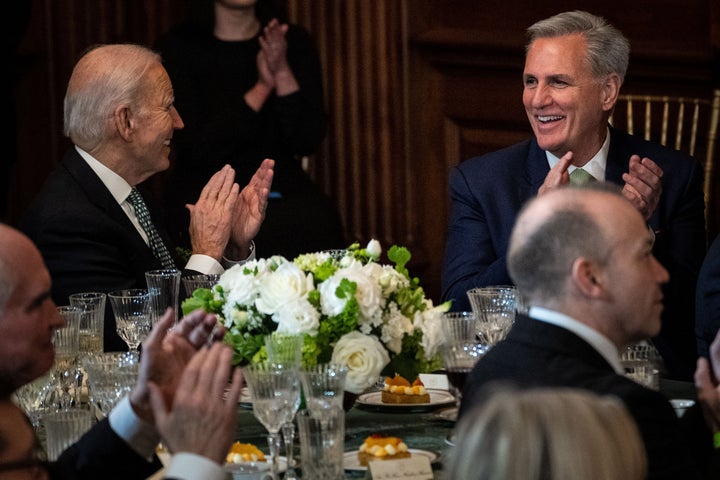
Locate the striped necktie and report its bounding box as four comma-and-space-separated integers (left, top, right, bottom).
126, 188, 175, 269
569, 168, 596, 186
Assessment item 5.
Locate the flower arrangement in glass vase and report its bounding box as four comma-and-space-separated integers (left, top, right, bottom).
181, 240, 450, 394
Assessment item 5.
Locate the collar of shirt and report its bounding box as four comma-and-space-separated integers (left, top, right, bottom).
545, 126, 611, 181
528, 306, 625, 374
75, 146, 133, 205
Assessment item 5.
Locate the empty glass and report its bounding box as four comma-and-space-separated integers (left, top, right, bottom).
108, 289, 153, 351
297, 407, 345, 480
441, 311, 478, 343
145, 269, 181, 325
80, 351, 140, 417
621, 341, 660, 390
467, 286, 518, 347
244, 362, 301, 480
181, 273, 221, 298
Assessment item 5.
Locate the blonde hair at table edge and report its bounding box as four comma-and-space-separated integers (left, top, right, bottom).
447, 385, 647, 480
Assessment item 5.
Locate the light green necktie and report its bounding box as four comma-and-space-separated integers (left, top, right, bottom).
570, 168, 596, 186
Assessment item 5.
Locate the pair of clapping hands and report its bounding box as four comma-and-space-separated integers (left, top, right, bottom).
129, 308, 242, 465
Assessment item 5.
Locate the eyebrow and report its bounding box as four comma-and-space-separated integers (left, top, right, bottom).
25, 290, 52, 312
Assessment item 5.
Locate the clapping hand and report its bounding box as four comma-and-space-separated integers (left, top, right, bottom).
128, 308, 225, 424
187, 164, 239, 261
695, 331, 720, 434
538, 151, 573, 196
622, 155, 663, 221
228, 158, 274, 259
148, 342, 242, 463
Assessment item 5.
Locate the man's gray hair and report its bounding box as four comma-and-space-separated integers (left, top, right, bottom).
508, 196, 613, 302
526, 10, 630, 83
63, 44, 161, 151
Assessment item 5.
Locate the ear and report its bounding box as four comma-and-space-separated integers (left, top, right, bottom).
113, 105, 134, 141
601, 73, 621, 112
570, 257, 606, 299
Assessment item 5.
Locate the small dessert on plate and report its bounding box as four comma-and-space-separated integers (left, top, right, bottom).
381, 374, 430, 404
358, 434, 411, 466
226, 442, 266, 464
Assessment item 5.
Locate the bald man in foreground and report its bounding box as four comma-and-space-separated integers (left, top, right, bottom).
460, 184, 719, 480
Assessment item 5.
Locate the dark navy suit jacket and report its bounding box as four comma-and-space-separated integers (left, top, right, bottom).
460, 314, 712, 480
442, 127, 706, 379
18, 148, 179, 351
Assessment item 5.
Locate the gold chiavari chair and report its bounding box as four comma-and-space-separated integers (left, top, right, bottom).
611, 89, 720, 225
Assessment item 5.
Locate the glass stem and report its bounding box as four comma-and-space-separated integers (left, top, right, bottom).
267, 432, 282, 480
282, 422, 298, 478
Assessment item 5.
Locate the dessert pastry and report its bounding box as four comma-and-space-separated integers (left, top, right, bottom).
381, 374, 430, 404
226, 442, 266, 463
358, 434, 411, 466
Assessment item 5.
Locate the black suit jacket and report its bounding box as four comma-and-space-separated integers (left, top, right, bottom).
18, 148, 179, 351
47, 417, 162, 479
442, 127, 707, 379
461, 314, 712, 480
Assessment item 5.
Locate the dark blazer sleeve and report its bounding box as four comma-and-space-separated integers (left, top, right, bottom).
441, 140, 545, 311
696, 234, 720, 358
48, 418, 162, 480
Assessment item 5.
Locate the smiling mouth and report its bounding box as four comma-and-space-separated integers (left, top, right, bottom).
536, 115, 564, 123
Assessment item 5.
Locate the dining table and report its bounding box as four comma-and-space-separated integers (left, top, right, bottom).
224, 376, 697, 480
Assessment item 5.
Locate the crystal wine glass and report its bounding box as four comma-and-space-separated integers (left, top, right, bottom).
441, 341, 488, 404
244, 362, 301, 480
108, 289, 153, 351
264, 333, 303, 479
467, 286, 518, 347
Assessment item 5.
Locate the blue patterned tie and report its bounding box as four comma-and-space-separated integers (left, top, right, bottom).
127, 188, 175, 269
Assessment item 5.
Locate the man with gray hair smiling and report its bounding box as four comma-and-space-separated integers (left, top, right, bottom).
460, 184, 718, 479
442, 10, 706, 381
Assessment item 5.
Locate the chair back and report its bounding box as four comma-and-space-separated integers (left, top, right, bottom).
611, 89, 720, 225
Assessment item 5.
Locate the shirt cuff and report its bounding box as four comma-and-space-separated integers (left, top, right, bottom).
185, 254, 224, 275
222, 240, 256, 269
108, 396, 161, 459
164, 453, 226, 480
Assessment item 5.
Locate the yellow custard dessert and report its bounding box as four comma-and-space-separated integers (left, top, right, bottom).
226, 442, 266, 463
381, 374, 430, 404
358, 434, 411, 466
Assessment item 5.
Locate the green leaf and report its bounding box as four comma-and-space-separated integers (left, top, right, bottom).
388, 245, 411, 278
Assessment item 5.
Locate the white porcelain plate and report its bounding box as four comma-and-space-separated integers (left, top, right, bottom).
355, 389, 456, 413
343, 449, 438, 471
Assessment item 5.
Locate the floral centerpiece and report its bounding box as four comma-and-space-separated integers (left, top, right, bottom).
181, 240, 450, 394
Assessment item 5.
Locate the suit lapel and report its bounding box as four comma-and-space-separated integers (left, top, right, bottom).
61, 149, 158, 261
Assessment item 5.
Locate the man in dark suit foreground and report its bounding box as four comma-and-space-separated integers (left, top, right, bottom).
441, 10, 706, 380
460, 185, 719, 480
0, 223, 242, 479
18, 44, 274, 351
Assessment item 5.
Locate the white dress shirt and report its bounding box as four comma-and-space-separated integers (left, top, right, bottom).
545, 127, 611, 181
76, 146, 254, 274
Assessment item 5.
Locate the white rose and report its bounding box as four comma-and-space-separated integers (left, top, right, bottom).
219, 263, 260, 307
273, 297, 321, 336
381, 306, 413, 354
331, 331, 390, 394
318, 274, 348, 316
341, 262, 383, 322
255, 263, 314, 315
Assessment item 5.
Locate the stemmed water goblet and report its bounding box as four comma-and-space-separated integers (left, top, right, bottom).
264, 333, 304, 480
467, 286, 518, 347
244, 361, 302, 480
108, 289, 153, 351
441, 341, 488, 405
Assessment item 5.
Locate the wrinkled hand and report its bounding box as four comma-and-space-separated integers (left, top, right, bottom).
538, 151, 572, 196
695, 331, 720, 433
129, 309, 225, 424
622, 155, 662, 221
259, 18, 290, 75
148, 343, 242, 463
228, 158, 274, 259
187, 165, 240, 261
